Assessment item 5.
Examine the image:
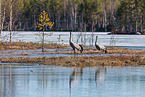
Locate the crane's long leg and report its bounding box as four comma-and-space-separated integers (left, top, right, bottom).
76, 52, 78, 61
74, 49, 78, 66
74, 49, 76, 58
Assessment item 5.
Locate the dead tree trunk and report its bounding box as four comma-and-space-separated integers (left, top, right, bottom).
0, 0, 1, 35
10, 0, 13, 43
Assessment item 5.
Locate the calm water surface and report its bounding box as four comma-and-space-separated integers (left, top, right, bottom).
1, 31, 145, 47
0, 65, 145, 97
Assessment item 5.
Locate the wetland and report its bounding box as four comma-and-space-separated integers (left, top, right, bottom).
0, 41, 145, 67
1, 32, 145, 97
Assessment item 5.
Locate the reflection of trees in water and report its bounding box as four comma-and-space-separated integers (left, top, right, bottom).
0, 66, 51, 97
0, 65, 13, 97
95, 67, 107, 86
38, 67, 50, 90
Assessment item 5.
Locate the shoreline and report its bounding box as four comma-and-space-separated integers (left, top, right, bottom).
1, 42, 145, 67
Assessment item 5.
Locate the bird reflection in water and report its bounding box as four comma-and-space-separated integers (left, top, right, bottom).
69, 67, 107, 96
69, 67, 83, 89
95, 67, 107, 86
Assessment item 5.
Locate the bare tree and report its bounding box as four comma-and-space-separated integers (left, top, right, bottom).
9, 0, 12, 43
103, 0, 107, 32
0, 0, 6, 35
0, 0, 1, 35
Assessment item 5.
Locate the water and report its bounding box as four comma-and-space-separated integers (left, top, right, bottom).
1, 31, 145, 47
0, 65, 145, 97
0, 48, 142, 58
1, 32, 145, 97
1, 31, 145, 57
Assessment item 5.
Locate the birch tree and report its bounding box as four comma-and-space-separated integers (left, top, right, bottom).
0, 0, 1, 35
0, 0, 5, 35
9, 0, 12, 42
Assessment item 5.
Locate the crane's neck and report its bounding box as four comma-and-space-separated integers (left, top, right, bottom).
69, 32, 72, 42
95, 36, 98, 44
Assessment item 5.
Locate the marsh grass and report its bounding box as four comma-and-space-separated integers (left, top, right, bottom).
1, 55, 145, 67
0, 42, 68, 50
1, 42, 145, 67
1, 42, 145, 55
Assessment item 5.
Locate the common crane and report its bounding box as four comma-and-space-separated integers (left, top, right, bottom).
95, 36, 107, 53
69, 32, 83, 54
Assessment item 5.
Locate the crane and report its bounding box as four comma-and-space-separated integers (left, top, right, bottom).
95, 36, 107, 53
69, 32, 83, 54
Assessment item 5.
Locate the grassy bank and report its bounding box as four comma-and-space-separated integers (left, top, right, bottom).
0, 55, 145, 67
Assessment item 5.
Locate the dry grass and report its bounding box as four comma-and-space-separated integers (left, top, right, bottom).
1, 42, 145, 67
107, 47, 145, 54
1, 55, 145, 67
0, 42, 68, 50
1, 42, 145, 55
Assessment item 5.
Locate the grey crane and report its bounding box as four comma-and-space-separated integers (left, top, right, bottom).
69, 32, 83, 54
95, 36, 107, 53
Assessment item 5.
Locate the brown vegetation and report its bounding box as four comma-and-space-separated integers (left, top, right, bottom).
1, 42, 145, 55
1, 42, 145, 67
0, 42, 68, 50
0, 55, 145, 67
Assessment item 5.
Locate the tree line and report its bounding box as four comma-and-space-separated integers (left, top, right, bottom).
0, 0, 145, 33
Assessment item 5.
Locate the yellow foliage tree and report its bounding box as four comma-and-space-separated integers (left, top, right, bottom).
35, 10, 54, 52
35, 10, 54, 31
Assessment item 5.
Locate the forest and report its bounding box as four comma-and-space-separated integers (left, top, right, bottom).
0, 0, 145, 32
